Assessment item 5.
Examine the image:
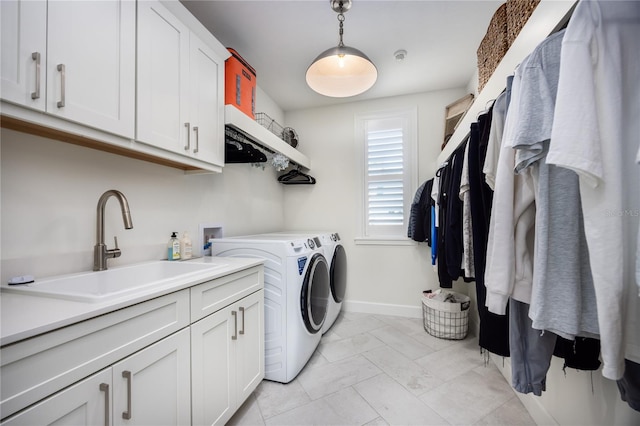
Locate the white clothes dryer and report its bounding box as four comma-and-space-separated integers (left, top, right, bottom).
318, 232, 347, 333
266, 232, 347, 334
210, 234, 329, 383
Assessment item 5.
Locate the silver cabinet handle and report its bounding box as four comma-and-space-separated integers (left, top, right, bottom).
31, 52, 41, 100
239, 306, 245, 335
99, 383, 110, 426
231, 311, 238, 340
122, 370, 132, 420
193, 126, 199, 153
184, 122, 190, 151
57, 64, 65, 108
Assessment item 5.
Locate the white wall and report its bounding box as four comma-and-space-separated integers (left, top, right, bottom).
283, 88, 469, 317
0, 128, 286, 283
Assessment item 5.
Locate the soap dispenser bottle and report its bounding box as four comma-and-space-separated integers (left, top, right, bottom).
168, 232, 181, 261
181, 232, 193, 260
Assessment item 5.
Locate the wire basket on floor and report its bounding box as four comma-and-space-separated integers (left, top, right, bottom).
422, 290, 470, 340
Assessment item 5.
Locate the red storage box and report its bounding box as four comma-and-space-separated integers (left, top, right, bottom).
225, 48, 256, 119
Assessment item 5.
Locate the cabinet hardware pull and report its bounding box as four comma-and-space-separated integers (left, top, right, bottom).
239, 306, 245, 335
56, 64, 65, 108
31, 52, 41, 100
122, 370, 132, 419
231, 311, 238, 340
193, 126, 199, 153
99, 383, 110, 426
184, 122, 191, 150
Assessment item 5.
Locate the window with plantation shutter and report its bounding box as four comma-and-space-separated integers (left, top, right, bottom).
356, 109, 418, 241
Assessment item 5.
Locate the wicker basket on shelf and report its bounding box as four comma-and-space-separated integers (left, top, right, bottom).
506, 0, 541, 47
476, 3, 508, 92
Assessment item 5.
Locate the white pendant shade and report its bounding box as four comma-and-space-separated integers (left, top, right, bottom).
306, 45, 377, 98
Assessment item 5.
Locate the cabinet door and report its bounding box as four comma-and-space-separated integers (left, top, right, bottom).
236, 290, 265, 402
0, 369, 111, 426
112, 329, 191, 426
46, 0, 135, 138
136, 0, 190, 154
189, 34, 225, 167
0, 0, 46, 111
191, 303, 236, 426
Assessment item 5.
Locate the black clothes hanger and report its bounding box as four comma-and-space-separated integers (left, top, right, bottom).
278, 168, 316, 185
225, 140, 267, 163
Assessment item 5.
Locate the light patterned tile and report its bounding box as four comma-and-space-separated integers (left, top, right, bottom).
228, 393, 265, 426
330, 314, 388, 338
408, 327, 462, 351
377, 315, 425, 336
245, 314, 526, 426
254, 379, 311, 419
415, 337, 484, 381
305, 346, 330, 369
362, 346, 444, 396
474, 396, 536, 426
297, 354, 382, 400
369, 325, 435, 360
354, 373, 448, 425
323, 386, 379, 425
264, 387, 378, 426
264, 399, 341, 425
420, 367, 515, 425
318, 332, 385, 362
364, 417, 389, 426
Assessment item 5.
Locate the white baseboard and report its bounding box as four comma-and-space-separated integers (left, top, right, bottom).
342, 300, 422, 318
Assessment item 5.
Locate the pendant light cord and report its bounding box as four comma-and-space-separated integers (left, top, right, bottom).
337, 6, 345, 47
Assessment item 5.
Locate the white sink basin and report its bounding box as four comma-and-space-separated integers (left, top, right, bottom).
1, 260, 227, 303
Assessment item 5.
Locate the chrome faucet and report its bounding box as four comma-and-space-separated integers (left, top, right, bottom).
94, 190, 133, 271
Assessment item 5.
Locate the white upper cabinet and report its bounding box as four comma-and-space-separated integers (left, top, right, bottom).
137, 0, 226, 168
46, 0, 135, 138
0, 0, 47, 111
1, 0, 135, 139
189, 35, 225, 167
136, 1, 190, 153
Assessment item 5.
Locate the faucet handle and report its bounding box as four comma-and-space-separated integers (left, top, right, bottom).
106, 236, 122, 260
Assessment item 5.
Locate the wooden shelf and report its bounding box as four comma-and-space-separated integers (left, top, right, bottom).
224, 105, 311, 170
437, 0, 576, 165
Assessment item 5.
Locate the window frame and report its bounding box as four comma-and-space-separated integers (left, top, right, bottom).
355, 107, 418, 245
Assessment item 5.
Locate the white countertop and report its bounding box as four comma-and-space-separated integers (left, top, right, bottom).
0, 257, 263, 346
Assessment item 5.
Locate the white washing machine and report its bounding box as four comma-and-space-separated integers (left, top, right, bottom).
210, 234, 330, 383
318, 232, 347, 333
266, 232, 347, 334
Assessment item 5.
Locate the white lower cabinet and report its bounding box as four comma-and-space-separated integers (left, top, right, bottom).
0, 265, 264, 426
112, 328, 191, 426
0, 369, 112, 426
191, 290, 264, 426
1, 329, 190, 426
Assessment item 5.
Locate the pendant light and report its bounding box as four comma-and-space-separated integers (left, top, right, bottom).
306, 0, 377, 98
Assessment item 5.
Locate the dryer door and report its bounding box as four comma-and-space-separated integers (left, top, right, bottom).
330, 244, 347, 303
300, 253, 330, 334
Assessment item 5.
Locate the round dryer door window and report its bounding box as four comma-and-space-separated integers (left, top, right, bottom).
301, 253, 330, 334
330, 244, 347, 303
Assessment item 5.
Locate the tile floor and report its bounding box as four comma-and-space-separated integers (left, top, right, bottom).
228, 311, 536, 426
